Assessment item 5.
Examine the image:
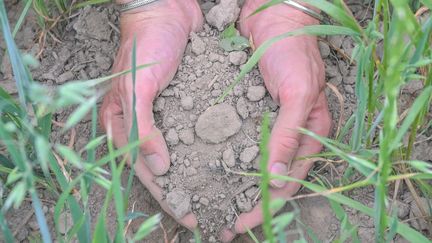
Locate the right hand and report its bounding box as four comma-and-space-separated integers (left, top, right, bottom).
100, 0, 203, 229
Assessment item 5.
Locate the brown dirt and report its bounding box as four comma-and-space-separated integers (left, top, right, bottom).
153, 23, 277, 240
1, 0, 431, 242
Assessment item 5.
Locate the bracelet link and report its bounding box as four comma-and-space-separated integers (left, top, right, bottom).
118, 0, 159, 12
283, 0, 325, 23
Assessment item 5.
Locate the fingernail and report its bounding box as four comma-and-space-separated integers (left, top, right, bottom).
270, 162, 288, 188
143, 153, 166, 175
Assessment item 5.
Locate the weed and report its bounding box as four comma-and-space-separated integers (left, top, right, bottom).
0, 1, 159, 242
230, 0, 432, 242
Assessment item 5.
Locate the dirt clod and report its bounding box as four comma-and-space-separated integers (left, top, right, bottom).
247, 85, 266, 101
239, 145, 259, 163
229, 51, 248, 65
195, 103, 242, 144
191, 33, 206, 55
179, 129, 195, 145
236, 96, 249, 119
166, 128, 179, 145
181, 96, 194, 110
166, 189, 191, 219
205, 0, 240, 31
154, 97, 166, 112
236, 193, 253, 213
222, 147, 236, 167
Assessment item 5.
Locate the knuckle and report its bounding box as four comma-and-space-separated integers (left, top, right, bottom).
278, 81, 314, 105
276, 135, 300, 153
316, 110, 332, 137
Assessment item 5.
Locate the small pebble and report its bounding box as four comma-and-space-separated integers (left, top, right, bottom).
199, 197, 210, 206
229, 51, 247, 65
211, 89, 222, 97
245, 186, 258, 199
236, 97, 249, 119
208, 161, 217, 169
189, 114, 197, 121
240, 145, 259, 163
246, 86, 266, 101
222, 147, 236, 167
166, 189, 191, 219
166, 128, 179, 145
240, 162, 249, 170
184, 159, 191, 167
164, 116, 176, 128
154, 97, 165, 112
233, 85, 244, 96
155, 176, 169, 187
191, 33, 206, 55
161, 88, 174, 97
181, 96, 194, 110
236, 194, 253, 213
192, 195, 200, 202
170, 153, 177, 162
179, 129, 195, 145
186, 167, 197, 176
318, 41, 331, 58
209, 236, 217, 242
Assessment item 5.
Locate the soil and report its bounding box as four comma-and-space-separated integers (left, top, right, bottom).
152, 19, 282, 240
1, 0, 431, 242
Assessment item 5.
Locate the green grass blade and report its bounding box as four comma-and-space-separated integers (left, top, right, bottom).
63, 96, 98, 132
30, 189, 52, 243
73, 0, 111, 9
267, 173, 431, 242
217, 25, 359, 103
133, 214, 161, 241
126, 36, 139, 208
391, 86, 432, 150
0, 0, 31, 107
0, 210, 14, 242
259, 113, 273, 243
12, 0, 32, 37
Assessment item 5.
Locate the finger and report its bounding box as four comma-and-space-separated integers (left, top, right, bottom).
100, 91, 127, 147
100, 100, 197, 229
234, 93, 330, 233
220, 227, 236, 243
136, 99, 170, 176
288, 92, 331, 181
121, 81, 170, 176
267, 87, 312, 188
135, 161, 198, 230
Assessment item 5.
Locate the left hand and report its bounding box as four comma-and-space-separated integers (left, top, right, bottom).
221, 1, 331, 241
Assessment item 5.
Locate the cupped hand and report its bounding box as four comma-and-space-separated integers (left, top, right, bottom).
221, 1, 331, 241
100, 0, 203, 229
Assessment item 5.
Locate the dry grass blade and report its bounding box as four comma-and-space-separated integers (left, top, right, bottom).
326, 82, 345, 138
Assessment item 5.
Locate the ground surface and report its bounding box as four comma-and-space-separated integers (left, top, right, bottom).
1, 0, 431, 242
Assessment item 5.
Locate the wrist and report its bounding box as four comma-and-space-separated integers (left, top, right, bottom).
118, 0, 202, 34
241, 0, 319, 37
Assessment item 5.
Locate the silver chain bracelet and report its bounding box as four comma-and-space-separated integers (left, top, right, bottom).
284, 0, 325, 22
118, 0, 159, 12
118, 0, 325, 23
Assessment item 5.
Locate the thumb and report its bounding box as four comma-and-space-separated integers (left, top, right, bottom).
267, 101, 309, 188
130, 92, 170, 176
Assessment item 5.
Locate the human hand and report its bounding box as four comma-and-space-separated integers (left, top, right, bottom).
100, 0, 203, 229
221, 1, 331, 241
